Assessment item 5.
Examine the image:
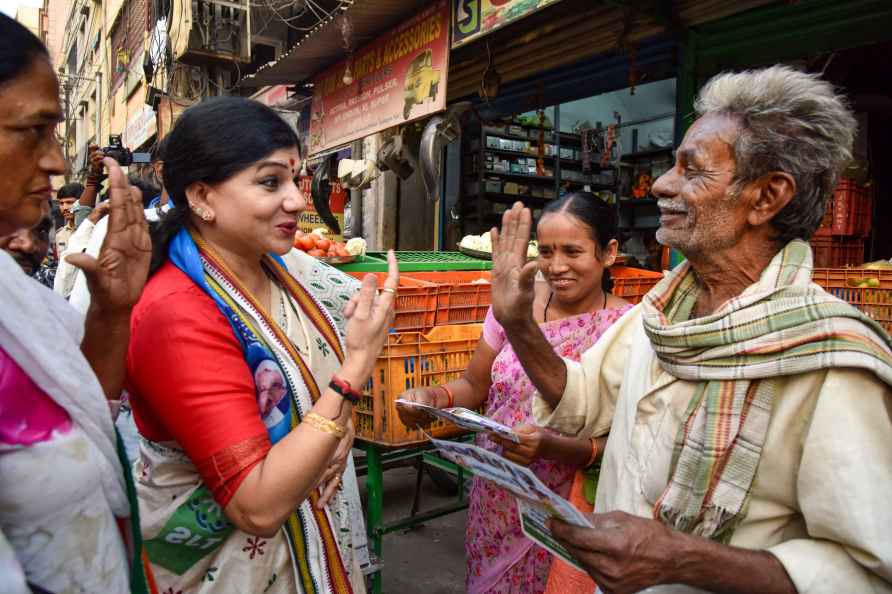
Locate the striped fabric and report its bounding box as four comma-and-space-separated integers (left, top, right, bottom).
642, 239, 892, 540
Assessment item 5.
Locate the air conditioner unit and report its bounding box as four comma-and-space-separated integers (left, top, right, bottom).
169, 0, 251, 65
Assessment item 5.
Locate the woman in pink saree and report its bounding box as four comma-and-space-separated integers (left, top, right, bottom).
398, 193, 632, 593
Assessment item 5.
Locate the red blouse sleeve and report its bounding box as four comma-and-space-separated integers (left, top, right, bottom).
126, 277, 271, 508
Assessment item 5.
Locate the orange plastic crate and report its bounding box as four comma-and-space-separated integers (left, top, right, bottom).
611, 266, 664, 304
404, 271, 492, 327
353, 324, 483, 446
810, 236, 864, 268
346, 272, 438, 332
815, 178, 873, 237
812, 268, 892, 335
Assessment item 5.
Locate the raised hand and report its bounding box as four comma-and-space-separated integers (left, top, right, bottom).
342, 249, 398, 382
67, 157, 151, 315
490, 202, 538, 328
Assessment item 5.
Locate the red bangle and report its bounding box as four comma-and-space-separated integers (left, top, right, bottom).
329, 375, 362, 404
438, 384, 455, 408
586, 438, 600, 467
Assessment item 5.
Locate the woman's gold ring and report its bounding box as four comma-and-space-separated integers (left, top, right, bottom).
381, 287, 397, 295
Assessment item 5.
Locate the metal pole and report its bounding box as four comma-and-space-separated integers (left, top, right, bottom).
63, 80, 72, 182
95, 71, 102, 145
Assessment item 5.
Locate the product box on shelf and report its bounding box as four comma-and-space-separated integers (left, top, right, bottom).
484, 178, 502, 193
486, 136, 500, 149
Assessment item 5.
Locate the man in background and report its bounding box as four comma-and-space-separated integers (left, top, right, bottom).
53, 182, 83, 256
1, 210, 55, 288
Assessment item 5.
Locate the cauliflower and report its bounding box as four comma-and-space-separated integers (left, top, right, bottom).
460, 233, 493, 252
345, 237, 367, 256
312, 228, 329, 236
461, 232, 536, 257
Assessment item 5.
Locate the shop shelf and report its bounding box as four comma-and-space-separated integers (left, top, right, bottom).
336, 251, 493, 272
353, 324, 483, 446
812, 268, 892, 335
611, 266, 663, 304
810, 236, 864, 268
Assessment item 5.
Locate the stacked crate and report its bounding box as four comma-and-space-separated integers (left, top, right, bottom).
811, 178, 873, 267
345, 261, 662, 445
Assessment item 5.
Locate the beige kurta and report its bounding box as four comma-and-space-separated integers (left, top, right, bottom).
533, 304, 892, 594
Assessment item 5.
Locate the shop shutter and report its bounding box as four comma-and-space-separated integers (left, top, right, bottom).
446, 0, 773, 103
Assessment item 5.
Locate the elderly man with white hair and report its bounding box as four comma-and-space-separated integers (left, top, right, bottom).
490, 65, 892, 594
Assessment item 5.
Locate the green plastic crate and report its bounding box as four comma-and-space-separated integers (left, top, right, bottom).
336, 251, 492, 272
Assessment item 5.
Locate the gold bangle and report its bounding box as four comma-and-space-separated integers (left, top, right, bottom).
303, 412, 347, 439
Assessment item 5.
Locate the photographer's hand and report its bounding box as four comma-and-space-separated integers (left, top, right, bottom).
80, 144, 106, 208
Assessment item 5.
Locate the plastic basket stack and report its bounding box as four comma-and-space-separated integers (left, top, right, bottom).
347, 265, 663, 445
812, 268, 892, 336
811, 178, 873, 267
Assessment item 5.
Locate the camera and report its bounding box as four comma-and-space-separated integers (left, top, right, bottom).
101, 135, 151, 166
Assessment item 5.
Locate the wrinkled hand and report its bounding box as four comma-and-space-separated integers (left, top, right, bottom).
396, 386, 442, 429
492, 423, 545, 466
549, 511, 676, 594
342, 250, 398, 381
316, 420, 355, 509
490, 202, 537, 328
66, 158, 151, 314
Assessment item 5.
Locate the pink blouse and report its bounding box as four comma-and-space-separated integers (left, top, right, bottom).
0, 346, 71, 446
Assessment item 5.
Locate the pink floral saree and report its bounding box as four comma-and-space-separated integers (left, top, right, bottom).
466, 303, 632, 594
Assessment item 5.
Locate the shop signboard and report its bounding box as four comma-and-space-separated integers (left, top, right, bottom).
297, 176, 346, 241
123, 104, 157, 150
451, 0, 564, 48
307, 0, 449, 156
253, 84, 289, 107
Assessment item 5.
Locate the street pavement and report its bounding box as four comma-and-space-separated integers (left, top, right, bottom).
357, 462, 468, 594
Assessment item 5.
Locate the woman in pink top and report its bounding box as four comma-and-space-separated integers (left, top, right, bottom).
398, 192, 632, 594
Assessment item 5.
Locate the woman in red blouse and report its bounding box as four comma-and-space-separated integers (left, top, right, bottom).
126, 97, 395, 594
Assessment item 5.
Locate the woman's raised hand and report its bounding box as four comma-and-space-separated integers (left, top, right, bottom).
341, 249, 398, 384
66, 158, 151, 315
490, 202, 538, 328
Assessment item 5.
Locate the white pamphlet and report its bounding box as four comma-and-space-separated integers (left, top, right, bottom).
396, 399, 520, 443
427, 435, 591, 570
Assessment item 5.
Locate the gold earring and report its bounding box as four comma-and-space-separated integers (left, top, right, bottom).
190, 204, 211, 221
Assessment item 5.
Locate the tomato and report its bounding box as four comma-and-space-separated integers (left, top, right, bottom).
316, 238, 331, 252
297, 235, 316, 251
335, 246, 349, 258
308, 249, 325, 258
